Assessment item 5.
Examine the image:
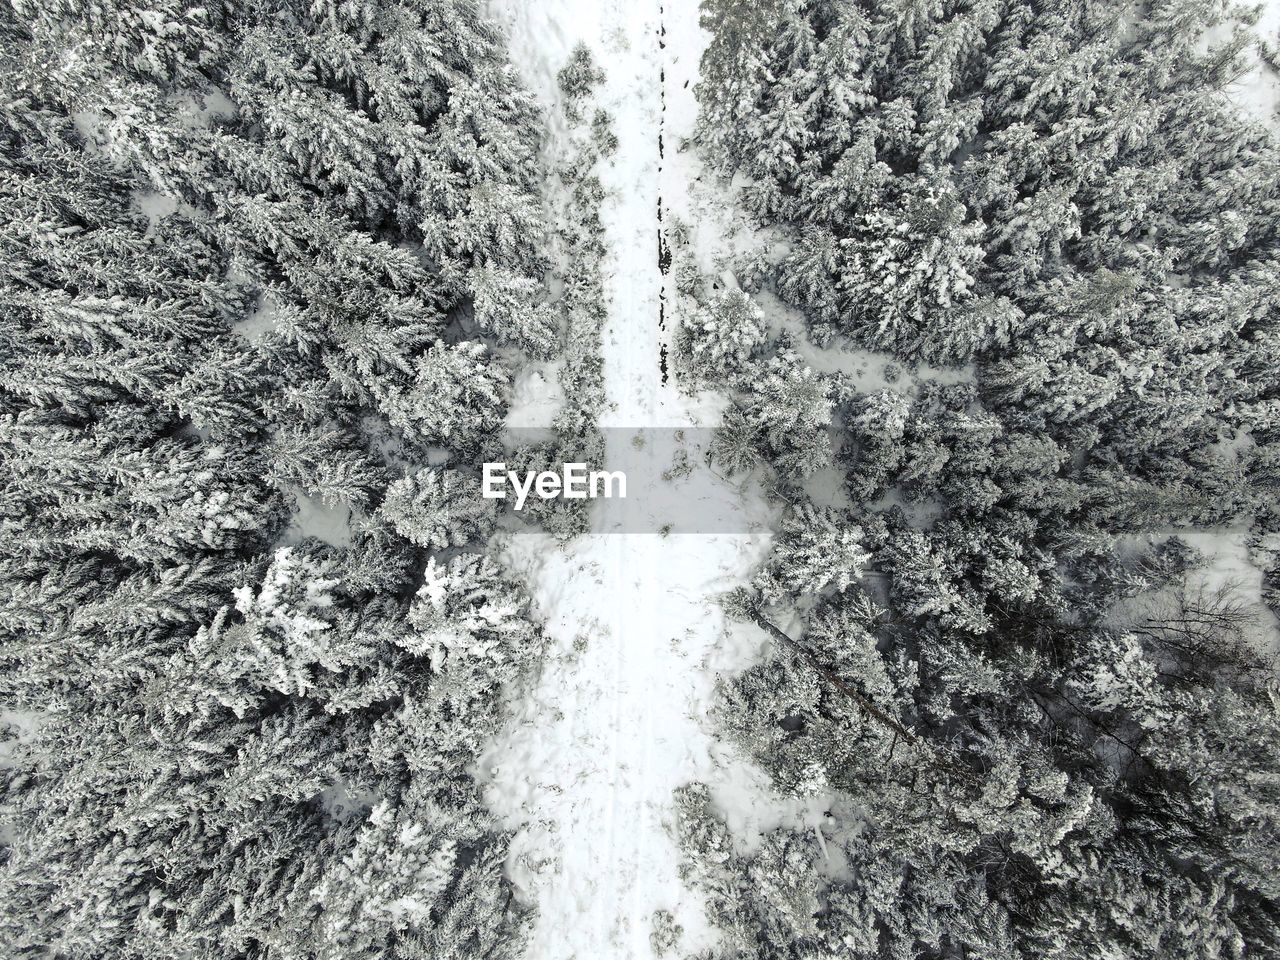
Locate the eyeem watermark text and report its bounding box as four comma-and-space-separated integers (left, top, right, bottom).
483, 462, 627, 511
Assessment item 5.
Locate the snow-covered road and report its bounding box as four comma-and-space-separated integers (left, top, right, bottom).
479, 1, 831, 956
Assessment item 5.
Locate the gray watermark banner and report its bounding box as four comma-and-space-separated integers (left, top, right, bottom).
464, 427, 779, 534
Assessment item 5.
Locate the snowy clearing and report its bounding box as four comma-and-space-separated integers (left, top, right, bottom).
1219, 0, 1280, 120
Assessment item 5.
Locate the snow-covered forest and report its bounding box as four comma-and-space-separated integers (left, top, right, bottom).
2, 1, 1279, 958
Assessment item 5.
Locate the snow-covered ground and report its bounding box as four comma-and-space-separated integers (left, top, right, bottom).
479, 1, 833, 957
1220, 0, 1280, 121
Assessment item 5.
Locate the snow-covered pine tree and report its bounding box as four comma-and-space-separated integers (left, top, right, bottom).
683, 0, 1280, 955
0, 2, 552, 955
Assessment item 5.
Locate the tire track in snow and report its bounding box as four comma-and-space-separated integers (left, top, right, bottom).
657, 4, 671, 386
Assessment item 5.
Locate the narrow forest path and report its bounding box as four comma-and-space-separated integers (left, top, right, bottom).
480, 1, 830, 957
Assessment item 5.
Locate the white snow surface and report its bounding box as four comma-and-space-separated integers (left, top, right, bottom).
281, 490, 353, 548
480, 2, 836, 957
1116, 528, 1280, 657
1220, 0, 1280, 121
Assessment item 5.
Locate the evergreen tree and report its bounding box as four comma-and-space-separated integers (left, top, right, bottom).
684, 0, 1280, 955
0, 2, 552, 955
